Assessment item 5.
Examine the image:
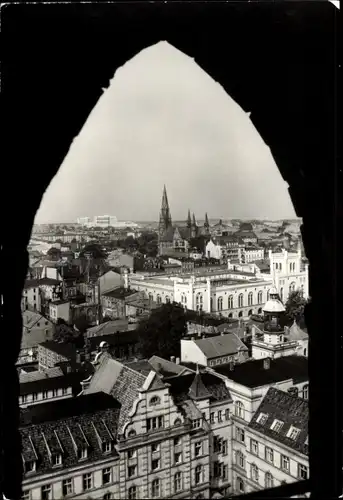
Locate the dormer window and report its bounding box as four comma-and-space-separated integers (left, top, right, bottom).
287, 426, 301, 440
270, 419, 284, 432
25, 460, 36, 473
192, 418, 202, 429
52, 453, 62, 466
77, 446, 88, 460
128, 429, 137, 438
102, 441, 112, 453
256, 412, 269, 425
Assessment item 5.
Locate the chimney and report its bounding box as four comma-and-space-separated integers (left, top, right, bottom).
176, 357, 180, 365
76, 351, 81, 364
284, 326, 290, 335
170, 356, 176, 363
263, 357, 271, 370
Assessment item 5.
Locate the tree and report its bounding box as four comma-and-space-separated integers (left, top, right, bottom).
53, 319, 84, 347
285, 290, 308, 325
73, 314, 92, 334
136, 303, 187, 359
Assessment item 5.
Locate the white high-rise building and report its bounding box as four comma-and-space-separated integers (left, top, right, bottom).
77, 216, 91, 225
93, 215, 118, 227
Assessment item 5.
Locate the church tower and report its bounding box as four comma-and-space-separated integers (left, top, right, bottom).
158, 185, 172, 238
191, 213, 198, 238
204, 212, 210, 235
187, 209, 192, 229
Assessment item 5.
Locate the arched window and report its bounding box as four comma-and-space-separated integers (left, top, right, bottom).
148, 293, 153, 302
238, 293, 244, 307
238, 311, 243, 318
235, 401, 245, 419
288, 387, 299, 397
236, 477, 245, 493
279, 263, 282, 271
127, 429, 136, 437
195, 465, 204, 485
275, 263, 278, 270
156, 294, 162, 304
265, 472, 274, 489
128, 486, 137, 500
228, 295, 233, 309
289, 282, 296, 294
235, 450, 245, 469
228, 313, 233, 318
279, 287, 283, 301
303, 384, 309, 400
151, 479, 160, 498
217, 297, 223, 311
174, 417, 182, 426
174, 472, 182, 492
258, 291, 263, 304
248, 292, 253, 306
149, 396, 160, 406
165, 296, 170, 304
251, 463, 259, 482
258, 307, 262, 314
248, 309, 253, 316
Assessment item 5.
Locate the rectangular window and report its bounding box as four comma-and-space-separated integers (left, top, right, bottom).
147, 416, 164, 431
62, 479, 73, 496
62, 387, 68, 395
21, 395, 28, 404
151, 442, 160, 453
151, 458, 160, 471
52, 389, 58, 397
217, 410, 223, 422
41, 485, 52, 500
250, 439, 258, 455
102, 441, 112, 453
270, 419, 284, 432
174, 451, 182, 464
128, 465, 137, 478
225, 408, 230, 420
281, 455, 290, 472
194, 441, 202, 457
265, 446, 274, 464
192, 418, 201, 428
78, 447, 87, 460
287, 426, 301, 440
256, 412, 268, 425
210, 412, 215, 423
42, 390, 49, 399
298, 463, 308, 479
174, 437, 182, 447
128, 448, 137, 459
32, 392, 38, 402
102, 467, 111, 485
22, 491, 30, 500
236, 427, 245, 443
52, 453, 62, 466
82, 473, 92, 491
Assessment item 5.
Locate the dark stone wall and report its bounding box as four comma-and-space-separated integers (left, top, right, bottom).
1, 2, 341, 498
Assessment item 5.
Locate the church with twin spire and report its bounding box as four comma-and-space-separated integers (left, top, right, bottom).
158, 185, 210, 256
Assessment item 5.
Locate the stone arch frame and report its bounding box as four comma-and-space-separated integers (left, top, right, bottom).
1, 3, 339, 498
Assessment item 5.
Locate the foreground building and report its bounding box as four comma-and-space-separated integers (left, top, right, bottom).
234, 387, 309, 495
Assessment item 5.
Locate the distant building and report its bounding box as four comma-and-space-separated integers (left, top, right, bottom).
49, 299, 71, 323
205, 236, 242, 262
38, 341, 77, 370
18, 311, 54, 365
93, 215, 118, 227
181, 333, 249, 368
77, 216, 91, 225
19, 366, 80, 407
251, 288, 309, 359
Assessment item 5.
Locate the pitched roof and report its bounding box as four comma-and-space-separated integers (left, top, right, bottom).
39, 341, 77, 360
101, 287, 138, 299
149, 355, 192, 378
85, 357, 146, 432
188, 372, 212, 400
214, 355, 308, 388
20, 393, 120, 475
168, 372, 232, 404
88, 331, 139, 352
193, 333, 248, 359
20, 370, 82, 396
248, 387, 308, 455
22, 310, 50, 328
287, 321, 309, 341
86, 319, 130, 336
160, 225, 175, 242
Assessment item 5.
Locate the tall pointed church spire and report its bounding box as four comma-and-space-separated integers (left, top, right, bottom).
158, 185, 172, 238
192, 213, 197, 226
187, 209, 192, 228
204, 213, 209, 227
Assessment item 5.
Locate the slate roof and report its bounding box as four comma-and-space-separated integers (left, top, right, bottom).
149, 355, 192, 378
23, 279, 40, 290
86, 319, 130, 336
214, 355, 308, 388
160, 226, 175, 242
249, 387, 308, 455
38, 277, 62, 286
22, 310, 51, 329
188, 372, 212, 400
102, 288, 138, 300
85, 356, 147, 432
51, 299, 70, 306
20, 393, 120, 475
193, 333, 248, 359
167, 372, 232, 404
20, 367, 63, 383
287, 321, 309, 341
39, 341, 77, 360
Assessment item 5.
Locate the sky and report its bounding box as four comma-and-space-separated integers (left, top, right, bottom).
35, 41, 296, 224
